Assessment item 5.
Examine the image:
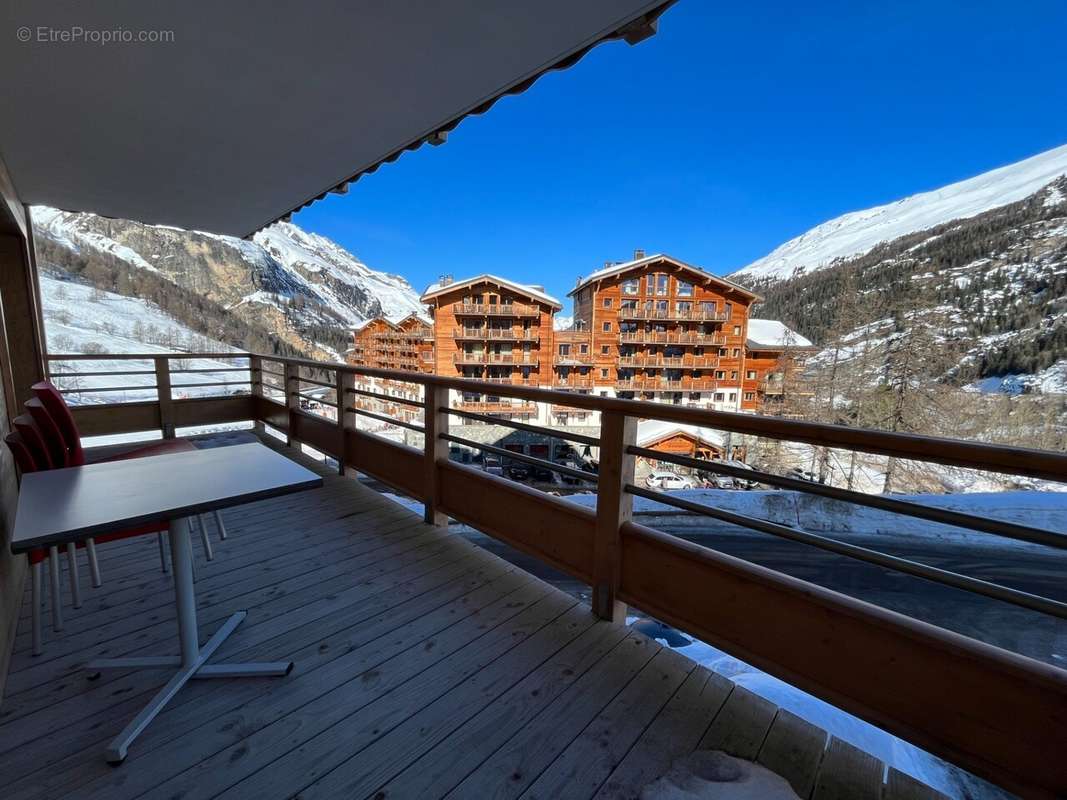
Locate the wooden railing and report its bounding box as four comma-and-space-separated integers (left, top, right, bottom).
618, 306, 729, 322
44, 351, 1067, 798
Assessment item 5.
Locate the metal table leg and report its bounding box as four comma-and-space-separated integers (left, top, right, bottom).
85, 516, 293, 764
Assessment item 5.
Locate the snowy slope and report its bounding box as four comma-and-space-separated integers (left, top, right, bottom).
252, 223, 425, 323
41, 274, 247, 405
31, 208, 425, 350
733, 143, 1067, 282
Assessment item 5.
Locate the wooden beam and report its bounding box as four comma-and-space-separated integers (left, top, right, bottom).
591, 411, 635, 622
0, 153, 26, 239
154, 357, 174, 438
422, 384, 449, 526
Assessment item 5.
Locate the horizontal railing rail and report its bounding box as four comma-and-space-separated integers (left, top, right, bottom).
44, 350, 1067, 798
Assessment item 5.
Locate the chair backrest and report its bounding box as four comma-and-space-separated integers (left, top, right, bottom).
24, 397, 69, 468
31, 380, 84, 466
4, 430, 41, 473
11, 415, 54, 471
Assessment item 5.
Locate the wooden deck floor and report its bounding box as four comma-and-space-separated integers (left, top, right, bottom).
0, 435, 945, 799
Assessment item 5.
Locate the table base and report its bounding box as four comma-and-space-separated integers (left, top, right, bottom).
84, 516, 292, 764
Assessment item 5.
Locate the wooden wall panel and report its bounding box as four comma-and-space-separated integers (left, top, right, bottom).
345, 428, 423, 498
289, 409, 341, 459
438, 460, 596, 581
618, 520, 1067, 799
70, 401, 161, 436
172, 396, 256, 428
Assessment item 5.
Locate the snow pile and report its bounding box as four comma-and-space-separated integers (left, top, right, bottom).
745, 319, 812, 347
553, 315, 574, 331
734, 143, 1067, 282
639, 751, 799, 799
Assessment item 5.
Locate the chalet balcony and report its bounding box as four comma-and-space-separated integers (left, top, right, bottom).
453, 328, 540, 342
453, 352, 539, 366
0, 351, 1060, 800
617, 306, 729, 322
551, 377, 595, 389
553, 354, 595, 366
615, 378, 718, 392
617, 355, 719, 369
453, 400, 538, 416
619, 331, 727, 346
453, 302, 542, 318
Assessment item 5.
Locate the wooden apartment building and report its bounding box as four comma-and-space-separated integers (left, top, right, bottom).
347, 255, 811, 423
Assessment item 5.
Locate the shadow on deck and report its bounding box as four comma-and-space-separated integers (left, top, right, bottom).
0, 433, 945, 799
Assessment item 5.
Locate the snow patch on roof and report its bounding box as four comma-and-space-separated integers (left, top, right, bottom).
636, 420, 724, 449
746, 319, 813, 348
420, 274, 561, 309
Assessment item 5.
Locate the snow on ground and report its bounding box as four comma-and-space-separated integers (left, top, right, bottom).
966, 360, 1067, 395
40, 273, 248, 405
733, 143, 1067, 281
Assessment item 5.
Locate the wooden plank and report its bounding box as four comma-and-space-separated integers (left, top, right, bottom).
423, 383, 449, 526
698, 684, 777, 760
518, 647, 693, 799
15, 568, 540, 800
757, 709, 829, 799
443, 631, 661, 800
373, 620, 633, 800
145, 591, 579, 800
884, 768, 950, 800
346, 428, 423, 497
593, 667, 733, 800
439, 460, 596, 582
591, 411, 636, 622
812, 737, 885, 800
619, 520, 1067, 798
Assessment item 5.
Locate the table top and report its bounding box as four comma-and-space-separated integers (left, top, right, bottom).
11, 442, 323, 553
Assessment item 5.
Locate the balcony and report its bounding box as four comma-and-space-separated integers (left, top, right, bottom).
619, 331, 726, 346
452, 352, 539, 366
453, 302, 541, 318
617, 306, 729, 322
453, 400, 538, 416
553, 353, 595, 366
617, 355, 719, 369
2, 351, 1062, 800
615, 378, 718, 392
453, 328, 540, 342
551, 377, 594, 389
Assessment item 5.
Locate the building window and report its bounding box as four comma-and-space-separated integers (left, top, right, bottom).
733, 325, 742, 336
725, 302, 733, 319
715, 370, 726, 379
744, 392, 755, 401
731, 371, 738, 380
601, 345, 610, 354
719, 348, 728, 357
728, 392, 737, 402
689, 392, 701, 401
579, 343, 589, 354
622, 278, 639, 295
677, 280, 693, 297
714, 392, 724, 402
732, 348, 740, 357
603, 321, 611, 332
602, 298, 613, 308
600, 368, 609, 378
675, 301, 692, 314
702, 301, 717, 316
558, 344, 570, 356
746, 370, 756, 380
655, 274, 669, 295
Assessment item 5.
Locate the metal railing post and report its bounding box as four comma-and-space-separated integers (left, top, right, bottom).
154, 356, 175, 438
422, 382, 449, 527
592, 410, 636, 622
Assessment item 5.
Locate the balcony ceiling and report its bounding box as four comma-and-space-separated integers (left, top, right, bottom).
0, 0, 669, 238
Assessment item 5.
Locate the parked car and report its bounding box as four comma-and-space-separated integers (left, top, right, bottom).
505, 462, 530, 481
482, 456, 504, 477
645, 470, 694, 490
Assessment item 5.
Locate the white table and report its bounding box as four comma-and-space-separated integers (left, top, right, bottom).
11, 442, 323, 763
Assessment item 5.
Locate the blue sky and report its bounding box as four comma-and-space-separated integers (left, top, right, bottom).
293, 0, 1067, 305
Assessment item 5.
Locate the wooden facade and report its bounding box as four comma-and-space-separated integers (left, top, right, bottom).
569, 254, 758, 411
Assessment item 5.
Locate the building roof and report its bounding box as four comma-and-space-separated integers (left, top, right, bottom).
352, 317, 399, 333
636, 420, 725, 450
420, 274, 563, 310
745, 319, 814, 350
569, 254, 760, 300
0, 2, 672, 238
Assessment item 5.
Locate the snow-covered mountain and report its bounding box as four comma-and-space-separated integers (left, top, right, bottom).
733, 143, 1067, 283
31, 208, 424, 358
